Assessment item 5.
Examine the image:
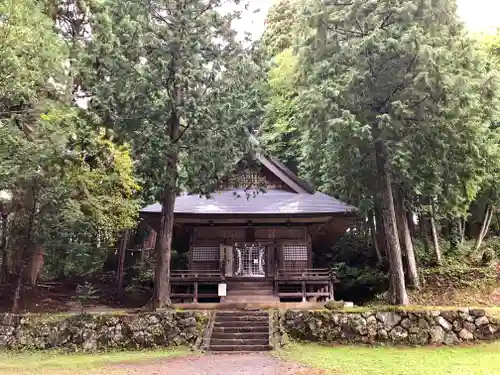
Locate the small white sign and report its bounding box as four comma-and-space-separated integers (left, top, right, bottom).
218, 283, 227, 297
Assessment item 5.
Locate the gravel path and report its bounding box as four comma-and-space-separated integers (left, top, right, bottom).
108, 353, 324, 375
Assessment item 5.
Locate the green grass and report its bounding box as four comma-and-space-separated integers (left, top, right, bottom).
308, 305, 500, 314
277, 342, 500, 375
0, 348, 191, 375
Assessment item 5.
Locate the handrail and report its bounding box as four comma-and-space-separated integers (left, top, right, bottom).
171, 270, 220, 274
275, 268, 334, 280
170, 269, 222, 280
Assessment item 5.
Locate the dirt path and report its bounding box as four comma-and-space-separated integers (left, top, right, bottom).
107, 353, 324, 375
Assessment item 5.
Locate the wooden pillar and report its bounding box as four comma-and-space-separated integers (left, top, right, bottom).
116, 229, 130, 299
219, 245, 224, 276
307, 234, 313, 268
193, 281, 198, 303
301, 280, 306, 302
328, 280, 334, 301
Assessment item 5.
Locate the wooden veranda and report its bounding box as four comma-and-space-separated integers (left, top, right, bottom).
170, 268, 338, 303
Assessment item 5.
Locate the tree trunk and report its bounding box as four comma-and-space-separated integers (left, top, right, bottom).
395, 196, 420, 289
374, 140, 408, 305
430, 202, 442, 264
116, 229, 130, 299
406, 210, 415, 237
368, 210, 382, 264
11, 263, 25, 314
458, 217, 466, 246
374, 200, 387, 257
24, 245, 44, 287
0, 214, 9, 283
418, 214, 429, 252
475, 205, 493, 253
152, 96, 181, 310
12, 191, 37, 312
153, 184, 176, 310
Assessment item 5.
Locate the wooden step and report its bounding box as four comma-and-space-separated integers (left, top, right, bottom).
223, 296, 278, 303
227, 290, 274, 296
210, 338, 269, 346
212, 326, 269, 334
211, 331, 269, 339
227, 283, 273, 289
209, 344, 270, 352
214, 321, 269, 328
216, 310, 269, 316
215, 314, 268, 321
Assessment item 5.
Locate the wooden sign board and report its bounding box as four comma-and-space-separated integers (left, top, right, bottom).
218, 283, 227, 297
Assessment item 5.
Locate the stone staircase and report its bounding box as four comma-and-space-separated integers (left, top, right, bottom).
223, 279, 278, 303
208, 310, 270, 352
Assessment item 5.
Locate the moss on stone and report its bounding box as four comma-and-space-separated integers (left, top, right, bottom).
278, 308, 500, 347
0, 311, 209, 352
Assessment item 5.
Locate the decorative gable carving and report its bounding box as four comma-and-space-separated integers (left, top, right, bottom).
217, 160, 293, 191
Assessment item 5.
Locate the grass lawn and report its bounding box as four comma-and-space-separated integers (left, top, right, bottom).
278, 342, 500, 375
0, 348, 190, 375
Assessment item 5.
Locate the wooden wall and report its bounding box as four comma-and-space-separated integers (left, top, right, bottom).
188, 226, 311, 273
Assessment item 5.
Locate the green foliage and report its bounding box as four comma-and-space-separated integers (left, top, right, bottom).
75, 281, 100, 307
0, 106, 140, 278
0, 0, 67, 116
0, 0, 140, 282
333, 263, 389, 304
125, 263, 155, 296
294, 0, 500, 214
259, 48, 301, 169
314, 233, 380, 267
258, 0, 500, 303
261, 0, 303, 57
82, 0, 265, 201
314, 234, 388, 304
316, 233, 500, 305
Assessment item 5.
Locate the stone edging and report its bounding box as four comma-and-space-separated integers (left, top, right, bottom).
0, 311, 209, 351
276, 308, 499, 346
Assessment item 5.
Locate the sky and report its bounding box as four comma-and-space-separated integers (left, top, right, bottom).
456, 0, 500, 33
231, 0, 500, 40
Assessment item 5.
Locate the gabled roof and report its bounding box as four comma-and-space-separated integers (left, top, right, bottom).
255, 151, 314, 194
141, 189, 356, 215
140, 134, 357, 217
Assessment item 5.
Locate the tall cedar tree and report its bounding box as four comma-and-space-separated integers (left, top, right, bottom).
295, 0, 500, 304
83, 0, 264, 309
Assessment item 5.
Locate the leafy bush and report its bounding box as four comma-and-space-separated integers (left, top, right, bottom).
313, 234, 387, 304
124, 248, 188, 296
332, 263, 389, 304
314, 233, 380, 268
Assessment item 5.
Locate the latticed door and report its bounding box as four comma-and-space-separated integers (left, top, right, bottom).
234, 244, 266, 277
283, 244, 308, 272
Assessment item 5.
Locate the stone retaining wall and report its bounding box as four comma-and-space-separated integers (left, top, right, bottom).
0, 311, 209, 351
276, 308, 500, 346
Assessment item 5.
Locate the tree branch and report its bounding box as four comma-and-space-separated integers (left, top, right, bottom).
321, 19, 364, 38
379, 11, 393, 28
195, 0, 218, 20
172, 121, 190, 144
375, 53, 418, 112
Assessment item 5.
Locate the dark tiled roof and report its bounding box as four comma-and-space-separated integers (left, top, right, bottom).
140, 189, 356, 215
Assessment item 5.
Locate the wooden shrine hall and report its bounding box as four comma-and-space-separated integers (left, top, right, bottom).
140, 142, 356, 304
